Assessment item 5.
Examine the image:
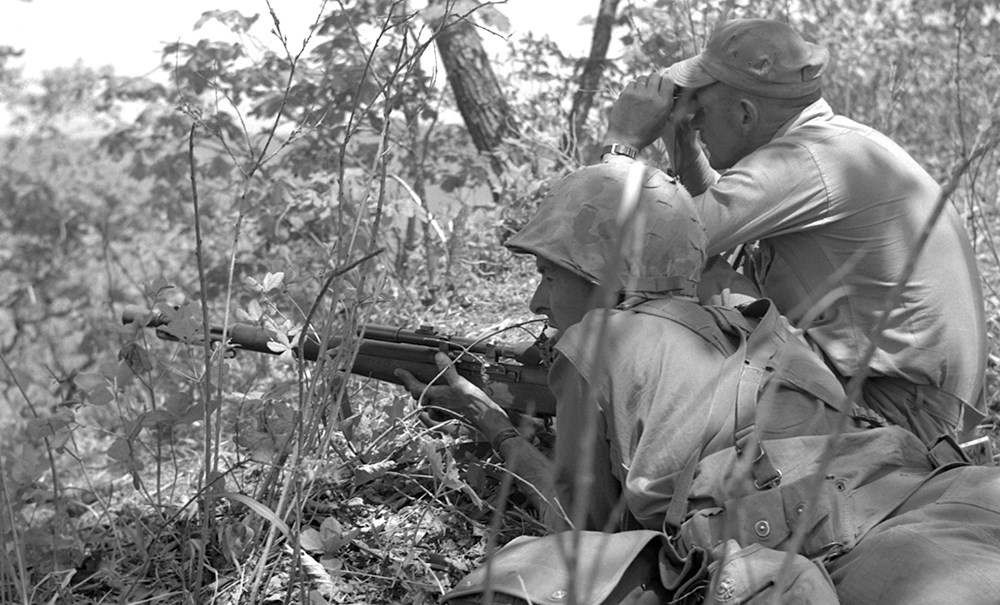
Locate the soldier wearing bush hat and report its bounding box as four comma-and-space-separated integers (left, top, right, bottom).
603, 18, 987, 448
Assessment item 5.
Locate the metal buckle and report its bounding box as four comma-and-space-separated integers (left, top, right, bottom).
754, 468, 782, 490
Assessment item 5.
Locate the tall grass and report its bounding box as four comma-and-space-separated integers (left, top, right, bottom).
1, 1, 998, 604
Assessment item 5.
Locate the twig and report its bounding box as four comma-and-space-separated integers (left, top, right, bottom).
291, 246, 387, 441
0, 351, 63, 556
188, 122, 216, 594
0, 458, 29, 605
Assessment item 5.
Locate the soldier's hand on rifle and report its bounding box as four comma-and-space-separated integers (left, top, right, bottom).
395, 353, 510, 434
399, 354, 557, 522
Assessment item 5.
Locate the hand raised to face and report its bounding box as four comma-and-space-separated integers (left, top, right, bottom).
605, 73, 678, 150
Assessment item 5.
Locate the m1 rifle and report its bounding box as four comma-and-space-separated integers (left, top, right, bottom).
120, 305, 556, 417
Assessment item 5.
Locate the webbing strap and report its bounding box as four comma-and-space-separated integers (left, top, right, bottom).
640, 298, 853, 531
735, 433, 783, 490
726, 300, 785, 490
664, 311, 749, 532
702, 302, 778, 457
664, 450, 700, 534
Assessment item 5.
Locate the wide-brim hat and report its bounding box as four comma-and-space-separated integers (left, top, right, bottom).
667, 19, 828, 99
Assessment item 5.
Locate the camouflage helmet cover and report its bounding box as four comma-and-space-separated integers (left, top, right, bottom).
505, 162, 707, 297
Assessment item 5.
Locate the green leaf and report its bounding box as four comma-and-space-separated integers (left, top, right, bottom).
139, 409, 176, 428
174, 400, 208, 426
320, 516, 342, 539
320, 555, 343, 575
118, 342, 153, 375
213, 492, 291, 540
163, 390, 194, 418
195, 9, 260, 34
86, 386, 115, 406
245, 276, 262, 292
476, 5, 511, 33
221, 519, 255, 564
246, 299, 263, 322
206, 470, 227, 495
112, 359, 138, 389
106, 437, 135, 464
319, 517, 357, 553
262, 271, 285, 293
142, 277, 174, 301
354, 460, 395, 485
300, 528, 324, 553
9, 445, 48, 484
25, 413, 72, 440
319, 517, 358, 554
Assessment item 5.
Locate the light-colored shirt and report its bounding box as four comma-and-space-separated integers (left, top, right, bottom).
694, 99, 986, 406
550, 305, 719, 529
550, 298, 852, 530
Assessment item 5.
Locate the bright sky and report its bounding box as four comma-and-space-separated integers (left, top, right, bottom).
1, 0, 596, 79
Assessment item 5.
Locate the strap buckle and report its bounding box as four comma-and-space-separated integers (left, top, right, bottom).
754, 467, 783, 490
737, 435, 783, 490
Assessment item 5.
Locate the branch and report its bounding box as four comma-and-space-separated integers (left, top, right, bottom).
566, 0, 621, 158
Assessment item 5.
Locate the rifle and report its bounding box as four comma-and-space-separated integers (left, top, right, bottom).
120, 305, 556, 417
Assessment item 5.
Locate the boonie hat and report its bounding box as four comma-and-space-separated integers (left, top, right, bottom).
504, 162, 707, 298
667, 19, 828, 99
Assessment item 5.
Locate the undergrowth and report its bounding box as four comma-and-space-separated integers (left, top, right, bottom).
2, 2, 1000, 605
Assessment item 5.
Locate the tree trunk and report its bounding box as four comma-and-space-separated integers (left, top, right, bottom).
432, 12, 517, 176
566, 0, 621, 160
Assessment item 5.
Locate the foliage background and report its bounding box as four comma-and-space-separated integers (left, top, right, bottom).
1, 1, 998, 603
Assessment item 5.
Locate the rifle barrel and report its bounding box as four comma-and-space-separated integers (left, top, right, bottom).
121, 305, 535, 362
120, 305, 556, 415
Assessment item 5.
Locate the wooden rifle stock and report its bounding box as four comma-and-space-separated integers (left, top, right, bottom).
120, 305, 556, 416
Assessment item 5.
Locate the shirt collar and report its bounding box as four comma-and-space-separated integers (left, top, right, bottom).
773, 98, 832, 139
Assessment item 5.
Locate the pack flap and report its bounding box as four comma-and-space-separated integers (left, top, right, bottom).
442, 530, 666, 604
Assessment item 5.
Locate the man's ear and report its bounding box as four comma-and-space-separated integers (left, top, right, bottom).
738, 98, 758, 134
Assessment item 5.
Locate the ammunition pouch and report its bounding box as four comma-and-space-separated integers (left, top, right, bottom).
678, 428, 939, 562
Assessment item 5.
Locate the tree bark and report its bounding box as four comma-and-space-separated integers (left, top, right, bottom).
566, 0, 621, 159
432, 13, 517, 175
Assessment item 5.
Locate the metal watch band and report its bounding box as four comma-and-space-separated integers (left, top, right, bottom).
601, 143, 638, 159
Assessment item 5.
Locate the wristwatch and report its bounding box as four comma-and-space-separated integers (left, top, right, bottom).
601, 143, 638, 159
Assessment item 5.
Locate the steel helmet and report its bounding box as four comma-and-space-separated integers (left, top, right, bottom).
505, 162, 706, 298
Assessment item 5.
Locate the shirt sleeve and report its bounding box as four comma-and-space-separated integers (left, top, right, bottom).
548, 354, 624, 531
697, 138, 835, 256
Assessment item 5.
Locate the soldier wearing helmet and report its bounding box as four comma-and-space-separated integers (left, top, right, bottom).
397, 161, 865, 531
399, 160, 729, 527
399, 161, 1000, 605
505, 160, 706, 306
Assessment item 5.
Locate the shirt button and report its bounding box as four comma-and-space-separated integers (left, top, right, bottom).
754, 520, 771, 538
